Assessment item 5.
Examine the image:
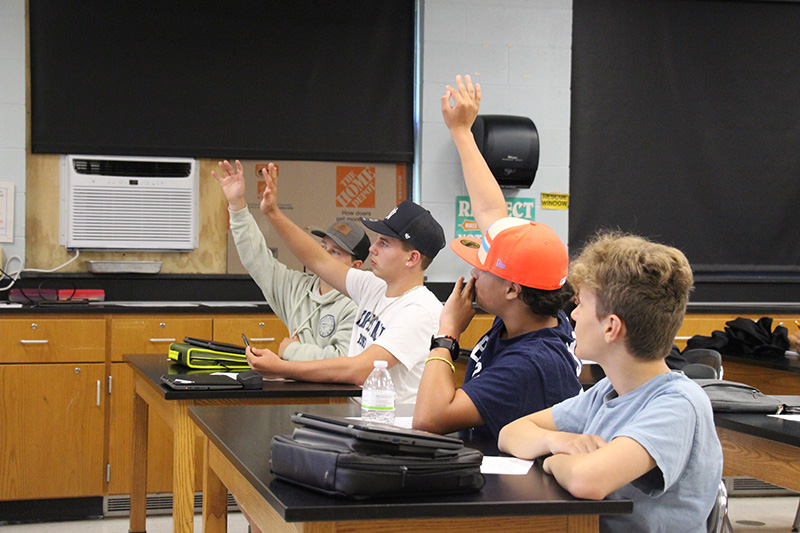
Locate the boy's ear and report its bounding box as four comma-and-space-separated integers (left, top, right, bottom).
605, 314, 624, 344
506, 281, 522, 301
405, 250, 422, 268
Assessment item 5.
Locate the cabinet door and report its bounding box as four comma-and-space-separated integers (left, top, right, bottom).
0, 318, 106, 363
213, 316, 289, 354
107, 363, 204, 495
109, 317, 213, 362
0, 363, 105, 499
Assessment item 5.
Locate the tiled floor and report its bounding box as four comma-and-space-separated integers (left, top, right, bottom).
0, 496, 797, 531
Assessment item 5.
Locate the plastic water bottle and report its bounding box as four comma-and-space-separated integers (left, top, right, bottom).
361, 360, 396, 424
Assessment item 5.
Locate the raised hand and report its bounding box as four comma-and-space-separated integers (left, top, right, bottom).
211, 159, 247, 211
441, 74, 482, 133
258, 163, 279, 216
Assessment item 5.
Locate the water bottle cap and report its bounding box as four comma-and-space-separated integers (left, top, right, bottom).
373, 360, 388, 369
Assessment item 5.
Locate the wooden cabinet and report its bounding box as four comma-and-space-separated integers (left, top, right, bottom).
107, 362, 205, 495
109, 317, 212, 362
0, 363, 106, 500
213, 316, 288, 353
107, 316, 214, 494
105, 314, 287, 495
1, 318, 105, 363
0, 310, 284, 503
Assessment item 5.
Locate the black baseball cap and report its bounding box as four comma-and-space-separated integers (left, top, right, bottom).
311, 221, 371, 261
360, 201, 446, 259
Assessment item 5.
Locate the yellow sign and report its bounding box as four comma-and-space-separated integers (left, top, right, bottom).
541, 192, 569, 210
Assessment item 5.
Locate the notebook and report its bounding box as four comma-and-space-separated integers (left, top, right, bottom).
160, 373, 243, 391
290, 412, 463, 450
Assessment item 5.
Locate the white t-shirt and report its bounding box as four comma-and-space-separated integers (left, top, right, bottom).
345, 268, 442, 404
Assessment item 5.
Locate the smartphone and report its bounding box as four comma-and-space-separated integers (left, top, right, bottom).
242, 333, 250, 347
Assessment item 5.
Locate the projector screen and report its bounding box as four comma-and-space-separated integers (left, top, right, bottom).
29, 1, 416, 163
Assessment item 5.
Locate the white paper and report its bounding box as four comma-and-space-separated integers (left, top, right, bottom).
480, 456, 534, 475
0, 182, 14, 243
392, 416, 413, 429
768, 414, 800, 422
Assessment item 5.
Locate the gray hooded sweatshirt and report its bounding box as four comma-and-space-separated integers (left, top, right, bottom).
229, 207, 358, 361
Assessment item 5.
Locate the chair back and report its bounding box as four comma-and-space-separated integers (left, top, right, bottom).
682, 348, 723, 379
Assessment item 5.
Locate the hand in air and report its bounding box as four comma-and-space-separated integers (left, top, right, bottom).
441, 74, 482, 132
211, 159, 247, 211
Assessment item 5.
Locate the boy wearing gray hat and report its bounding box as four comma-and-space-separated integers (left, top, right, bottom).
214, 162, 370, 361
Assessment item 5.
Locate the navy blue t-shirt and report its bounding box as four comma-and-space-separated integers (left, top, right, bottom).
460, 311, 582, 446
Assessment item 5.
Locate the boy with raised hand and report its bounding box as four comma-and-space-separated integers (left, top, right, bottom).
214, 160, 445, 404
499, 232, 723, 532
412, 75, 581, 446
213, 160, 370, 361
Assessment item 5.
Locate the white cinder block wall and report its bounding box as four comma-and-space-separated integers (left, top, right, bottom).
419, 0, 573, 283
0, 0, 26, 265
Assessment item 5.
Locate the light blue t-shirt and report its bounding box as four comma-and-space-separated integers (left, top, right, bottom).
552, 371, 723, 533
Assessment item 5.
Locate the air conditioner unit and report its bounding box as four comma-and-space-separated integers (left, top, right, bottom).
60, 155, 199, 251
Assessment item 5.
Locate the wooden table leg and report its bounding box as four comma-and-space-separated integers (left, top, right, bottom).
130, 391, 149, 533
172, 402, 196, 533
202, 436, 228, 533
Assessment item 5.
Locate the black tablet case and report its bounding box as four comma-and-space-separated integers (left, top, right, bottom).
269, 422, 484, 499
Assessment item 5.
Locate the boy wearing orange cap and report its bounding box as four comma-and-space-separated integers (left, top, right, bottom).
412, 75, 581, 446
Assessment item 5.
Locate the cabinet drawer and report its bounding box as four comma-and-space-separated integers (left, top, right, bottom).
0, 319, 106, 363
110, 317, 213, 362
214, 316, 289, 354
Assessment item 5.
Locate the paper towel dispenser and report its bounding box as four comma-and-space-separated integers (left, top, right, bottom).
471, 115, 539, 188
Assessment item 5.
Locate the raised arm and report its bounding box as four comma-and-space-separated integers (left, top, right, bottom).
244, 161, 350, 295
441, 75, 508, 233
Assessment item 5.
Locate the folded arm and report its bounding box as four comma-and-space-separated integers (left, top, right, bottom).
499, 410, 656, 500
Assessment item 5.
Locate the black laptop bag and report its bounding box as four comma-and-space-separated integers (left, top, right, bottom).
269, 426, 485, 499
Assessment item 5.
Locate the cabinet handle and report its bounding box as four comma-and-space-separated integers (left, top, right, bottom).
250, 337, 276, 342
148, 338, 176, 343
19, 339, 49, 344
96, 380, 101, 406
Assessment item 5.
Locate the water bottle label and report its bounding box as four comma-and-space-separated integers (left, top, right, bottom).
361, 389, 396, 410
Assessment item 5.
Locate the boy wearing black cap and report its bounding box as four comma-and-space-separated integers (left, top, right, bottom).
215, 160, 446, 404
213, 160, 370, 361
412, 75, 581, 446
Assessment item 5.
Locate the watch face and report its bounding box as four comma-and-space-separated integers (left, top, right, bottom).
430, 337, 459, 360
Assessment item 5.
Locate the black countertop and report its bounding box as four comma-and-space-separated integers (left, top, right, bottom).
4, 272, 800, 314
714, 397, 800, 447
189, 403, 633, 523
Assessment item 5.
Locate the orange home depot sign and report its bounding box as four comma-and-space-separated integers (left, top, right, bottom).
336, 166, 376, 208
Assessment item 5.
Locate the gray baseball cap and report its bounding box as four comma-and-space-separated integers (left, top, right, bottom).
312, 220, 371, 261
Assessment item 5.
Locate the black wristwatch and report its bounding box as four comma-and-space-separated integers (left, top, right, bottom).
430, 335, 460, 361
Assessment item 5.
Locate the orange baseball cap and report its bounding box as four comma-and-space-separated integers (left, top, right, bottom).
450, 217, 568, 290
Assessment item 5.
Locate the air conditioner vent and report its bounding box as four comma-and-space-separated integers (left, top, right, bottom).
73, 159, 192, 178
60, 155, 198, 251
